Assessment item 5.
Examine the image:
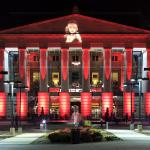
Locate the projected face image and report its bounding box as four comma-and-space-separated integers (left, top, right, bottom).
65, 21, 82, 43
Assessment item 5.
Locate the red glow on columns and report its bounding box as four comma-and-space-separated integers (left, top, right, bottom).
81, 92, 92, 117
0, 49, 4, 79
126, 49, 132, 81
144, 93, 150, 115
105, 48, 111, 80
0, 93, 6, 117
121, 53, 124, 91
83, 49, 89, 80
123, 92, 135, 117
102, 92, 113, 116
38, 92, 49, 115
16, 92, 28, 118
147, 50, 150, 79
61, 49, 68, 81
40, 49, 47, 80
59, 92, 70, 118
19, 49, 25, 80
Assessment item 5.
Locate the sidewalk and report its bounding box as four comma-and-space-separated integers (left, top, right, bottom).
0, 133, 45, 144
107, 129, 150, 140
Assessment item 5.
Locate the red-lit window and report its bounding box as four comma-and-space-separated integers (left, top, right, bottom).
112, 56, 118, 61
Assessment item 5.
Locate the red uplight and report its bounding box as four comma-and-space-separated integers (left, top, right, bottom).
123, 92, 135, 117
81, 92, 92, 117
38, 92, 49, 115
102, 92, 113, 116
0, 93, 6, 117
144, 93, 150, 115
59, 92, 70, 118
16, 92, 28, 118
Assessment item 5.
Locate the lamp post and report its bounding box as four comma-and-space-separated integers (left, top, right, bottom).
47, 84, 50, 120
4, 80, 22, 134
124, 78, 137, 130
14, 84, 28, 132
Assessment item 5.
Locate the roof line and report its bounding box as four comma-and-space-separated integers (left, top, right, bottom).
0, 13, 150, 33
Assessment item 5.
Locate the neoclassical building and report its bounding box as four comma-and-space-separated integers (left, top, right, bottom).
0, 13, 150, 120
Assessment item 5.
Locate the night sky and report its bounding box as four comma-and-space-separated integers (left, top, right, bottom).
0, 0, 150, 30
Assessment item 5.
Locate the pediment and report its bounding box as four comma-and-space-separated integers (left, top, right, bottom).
0, 14, 150, 34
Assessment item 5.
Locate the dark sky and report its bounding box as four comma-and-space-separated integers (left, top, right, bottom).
0, 0, 150, 30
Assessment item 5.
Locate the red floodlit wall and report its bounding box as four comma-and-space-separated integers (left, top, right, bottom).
126, 49, 132, 81
16, 92, 28, 118
19, 49, 25, 81
61, 49, 68, 81
0, 49, 4, 79
40, 49, 47, 80
81, 92, 92, 117
0, 93, 6, 117
59, 92, 70, 118
102, 92, 113, 116
83, 49, 89, 80
147, 50, 150, 79
38, 92, 49, 115
144, 93, 150, 115
105, 48, 111, 80
123, 92, 135, 117
121, 53, 124, 91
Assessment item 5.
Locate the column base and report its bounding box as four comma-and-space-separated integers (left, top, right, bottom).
137, 124, 143, 132
130, 123, 134, 130
18, 127, 22, 133
10, 127, 15, 136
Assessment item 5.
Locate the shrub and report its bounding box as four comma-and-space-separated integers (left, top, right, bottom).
48, 130, 71, 143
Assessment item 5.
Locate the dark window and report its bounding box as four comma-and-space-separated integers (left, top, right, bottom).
33, 56, 39, 61
112, 56, 118, 61
72, 56, 79, 62
92, 55, 99, 61
53, 55, 59, 61
72, 72, 79, 82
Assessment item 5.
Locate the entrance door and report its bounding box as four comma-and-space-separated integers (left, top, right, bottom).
71, 102, 81, 114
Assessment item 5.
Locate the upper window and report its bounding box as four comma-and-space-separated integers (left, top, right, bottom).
72, 56, 79, 62
53, 55, 59, 61
112, 56, 118, 61
92, 55, 98, 61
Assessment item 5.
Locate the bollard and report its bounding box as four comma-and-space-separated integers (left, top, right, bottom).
10, 127, 15, 136
106, 122, 109, 129
18, 127, 22, 133
130, 123, 134, 130
137, 124, 143, 132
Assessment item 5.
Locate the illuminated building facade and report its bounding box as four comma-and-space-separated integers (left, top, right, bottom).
0, 13, 150, 120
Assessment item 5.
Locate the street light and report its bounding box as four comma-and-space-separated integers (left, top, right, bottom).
124, 78, 138, 129
14, 84, 28, 128
4, 80, 22, 128
47, 84, 50, 120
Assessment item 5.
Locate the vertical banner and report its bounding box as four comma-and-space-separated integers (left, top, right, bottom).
102, 92, 113, 116
126, 48, 132, 81
16, 92, 28, 118
83, 49, 89, 80
0, 92, 6, 117
81, 92, 91, 118
61, 49, 68, 81
38, 92, 49, 115
59, 92, 70, 118
144, 93, 150, 115
123, 92, 135, 117
0, 49, 4, 79
19, 48, 25, 81
105, 48, 111, 80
